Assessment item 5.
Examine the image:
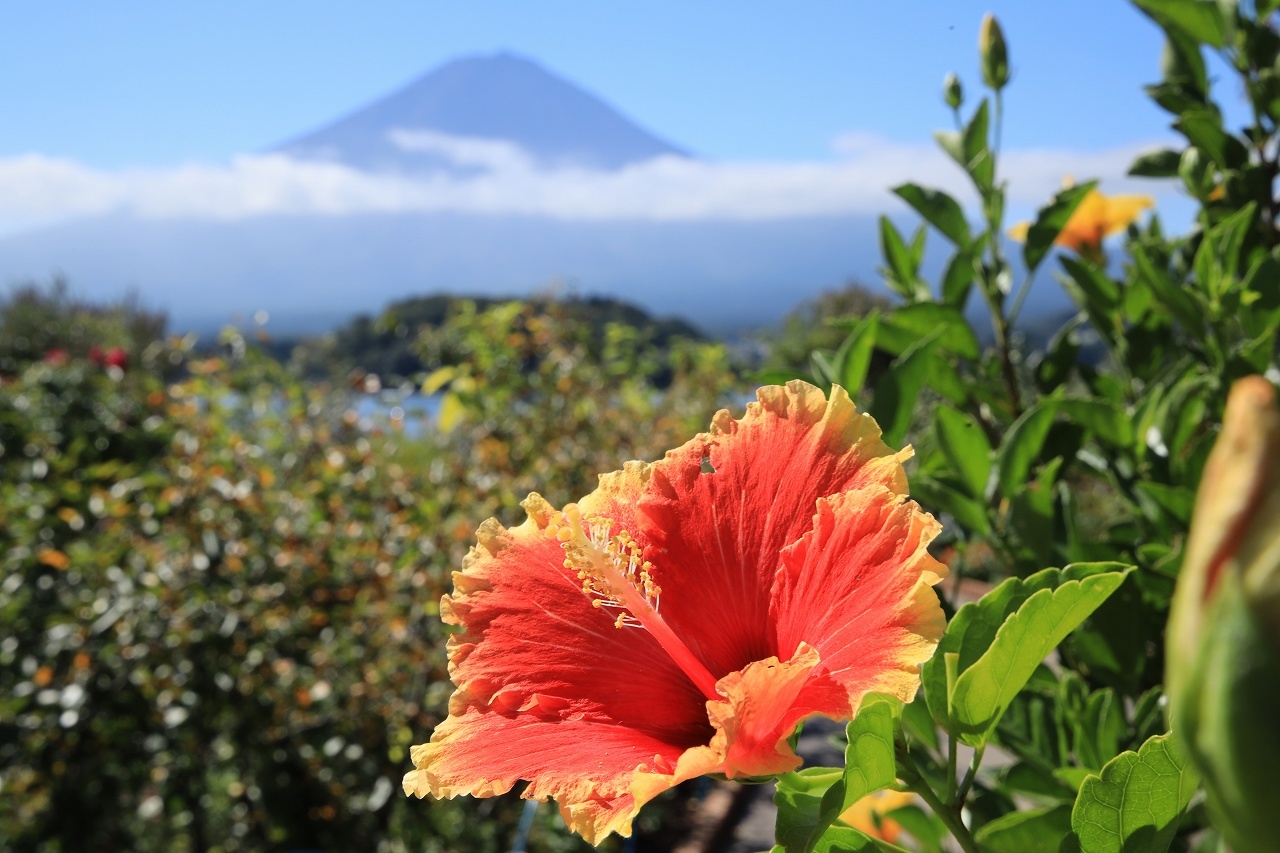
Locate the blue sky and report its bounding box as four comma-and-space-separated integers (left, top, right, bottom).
0, 0, 1227, 244
2, 1, 1192, 166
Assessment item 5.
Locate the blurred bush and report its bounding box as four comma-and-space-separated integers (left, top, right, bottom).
0, 294, 739, 852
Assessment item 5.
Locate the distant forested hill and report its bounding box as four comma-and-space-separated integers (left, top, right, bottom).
282, 293, 704, 381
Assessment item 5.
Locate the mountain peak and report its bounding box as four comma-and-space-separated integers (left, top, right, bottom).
277, 51, 688, 172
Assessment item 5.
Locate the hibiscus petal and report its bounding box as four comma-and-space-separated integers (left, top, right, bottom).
773, 486, 947, 716
409, 481, 722, 842
630, 645, 823, 810
639, 381, 911, 676
441, 490, 710, 735
404, 707, 689, 844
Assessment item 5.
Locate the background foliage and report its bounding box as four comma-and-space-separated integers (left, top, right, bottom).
0, 294, 736, 852
769, 2, 1280, 851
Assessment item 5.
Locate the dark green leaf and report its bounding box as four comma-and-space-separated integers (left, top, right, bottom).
1174, 108, 1247, 168
893, 184, 971, 247
1060, 256, 1121, 310
934, 406, 992, 498
879, 217, 929, 301
1128, 148, 1184, 177
876, 303, 980, 360
1057, 399, 1134, 448
835, 313, 880, 395
942, 250, 975, 307
975, 805, 1073, 853
1023, 182, 1097, 274
912, 475, 992, 535
995, 401, 1059, 499
962, 99, 994, 190
1131, 244, 1206, 333
869, 333, 941, 447
1134, 0, 1227, 47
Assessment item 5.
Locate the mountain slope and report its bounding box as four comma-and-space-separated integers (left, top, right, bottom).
275, 52, 688, 171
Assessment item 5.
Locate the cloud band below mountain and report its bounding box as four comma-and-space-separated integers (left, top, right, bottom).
0, 132, 1174, 235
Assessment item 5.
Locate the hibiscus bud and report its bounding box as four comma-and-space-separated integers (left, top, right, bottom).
943, 72, 963, 110
1167, 376, 1280, 852
978, 14, 1010, 91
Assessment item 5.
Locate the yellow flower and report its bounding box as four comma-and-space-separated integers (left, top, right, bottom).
1009, 183, 1154, 263
837, 789, 916, 842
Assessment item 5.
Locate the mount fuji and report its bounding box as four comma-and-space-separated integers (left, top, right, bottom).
0, 52, 922, 335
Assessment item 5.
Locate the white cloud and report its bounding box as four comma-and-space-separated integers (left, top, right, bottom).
0, 133, 1178, 235
386, 128, 536, 171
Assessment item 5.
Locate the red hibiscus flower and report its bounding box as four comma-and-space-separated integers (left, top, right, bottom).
403, 381, 947, 843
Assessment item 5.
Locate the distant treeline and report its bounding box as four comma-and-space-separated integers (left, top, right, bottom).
280, 293, 706, 382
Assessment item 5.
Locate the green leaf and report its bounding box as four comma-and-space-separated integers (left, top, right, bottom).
934, 407, 992, 498
1036, 320, 1082, 392
922, 563, 1131, 744
879, 217, 929, 301
963, 99, 995, 190
995, 401, 1058, 499
1057, 399, 1134, 448
937, 99, 994, 190
1023, 182, 1097, 274
808, 698, 899, 850
811, 826, 907, 853
893, 184, 971, 247
1174, 108, 1247, 169
975, 805, 1073, 853
941, 250, 975, 307
775, 767, 843, 852
875, 303, 980, 359
1070, 733, 1198, 853
1008, 457, 1064, 568
1194, 201, 1256, 297
1131, 244, 1205, 333
811, 350, 838, 387
1072, 688, 1126, 772
869, 333, 941, 447
911, 475, 992, 535
755, 368, 814, 387
1134, 0, 1227, 48
1134, 481, 1195, 524
1060, 256, 1121, 310
835, 313, 880, 395
1128, 148, 1184, 177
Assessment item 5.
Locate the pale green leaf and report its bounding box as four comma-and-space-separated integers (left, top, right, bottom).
921, 564, 1131, 741
948, 565, 1130, 743
808, 698, 899, 851
1070, 733, 1198, 853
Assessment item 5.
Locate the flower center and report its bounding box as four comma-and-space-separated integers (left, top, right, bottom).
546, 503, 722, 701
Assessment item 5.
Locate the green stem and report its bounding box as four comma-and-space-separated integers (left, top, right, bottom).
979, 88, 1021, 417
946, 731, 959, 804
1006, 269, 1037, 329
898, 749, 981, 853
957, 743, 986, 803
